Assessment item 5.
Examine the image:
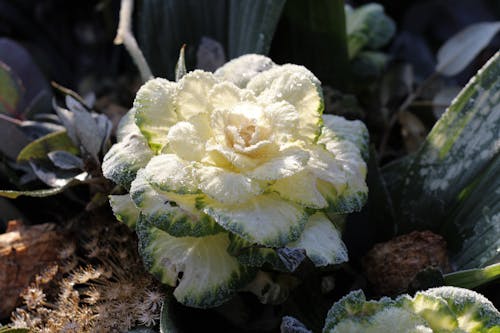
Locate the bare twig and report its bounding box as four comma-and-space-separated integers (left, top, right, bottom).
114, 0, 153, 82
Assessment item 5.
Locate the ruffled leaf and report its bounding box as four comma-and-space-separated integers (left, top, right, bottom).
130, 169, 220, 237
214, 54, 275, 88
134, 78, 178, 153
203, 193, 308, 247
288, 213, 348, 266
109, 194, 140, 229
175, 70, 218, 120
197, 166, 261, 204
270, 170, 327, 209
102, 132, 154, 188
137, 218, 253, 308
248, 64, 324, 141
142, 154, 198, 194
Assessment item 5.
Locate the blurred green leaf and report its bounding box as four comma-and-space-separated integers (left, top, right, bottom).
138, 0, 285, 79
227, 0, 286, 59
444, 263, 500, 289
273, 0, 349, 87
390, 52, 500, 269
0, 61, 23, 116
17, 130, 78, 163
345, 3, 395, 59
436, 21, 500, 76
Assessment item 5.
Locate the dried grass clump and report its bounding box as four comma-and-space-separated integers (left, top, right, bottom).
10, 214, 164, 332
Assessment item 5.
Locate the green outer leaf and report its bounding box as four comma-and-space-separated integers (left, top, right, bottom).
102, 133, 153, 189
227, 233, 304, 272
137, 217, 254, 308
423, 287, 500, 332
133, 78, 178, 153
392, 52, 500, 269
109, 194, 140, 229
202, 193, 309, 247
288, 212, 347, 267
130, 169, 221, 237
227, 0, 286, 58
323, 290, 395, 332
324, 287, 500, 333
0, 61, 23, 117
17, 130, 78, 163
405, 292, 459, 331
444, 263, 500, 289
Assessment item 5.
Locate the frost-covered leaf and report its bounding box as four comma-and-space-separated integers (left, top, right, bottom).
228, 234, 305, 272
142, 154, 198, 194
323, 287, 500, 333
203, 193, 308, 247
137, 217, 253, 308
175, 70, 217, 119
345, 3, 396, 58
47, 150, 83, 170
197, 166, 261, 204
288, 213, 348, 267
436, 22, 500, 76
281, 316, 312, 333
68, 96, 102, 160
130, 169, 221, 237
134, 78, 178, 153
102, 132, 153, 189
423, 287, 500, 332
109, 194, 140, 229
248, 64, 324, 141
392, 52, 500, 269
214, 54, 275, 88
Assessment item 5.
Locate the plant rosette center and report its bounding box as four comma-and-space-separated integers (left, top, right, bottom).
102, 54, 369, 308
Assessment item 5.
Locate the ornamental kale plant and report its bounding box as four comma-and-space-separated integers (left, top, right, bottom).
322, 286, 500, 333
102, 54, 368, 308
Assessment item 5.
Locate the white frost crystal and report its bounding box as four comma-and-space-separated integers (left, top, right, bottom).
103, 54, 368, 307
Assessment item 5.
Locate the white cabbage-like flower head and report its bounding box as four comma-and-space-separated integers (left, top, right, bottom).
102, 54, 368, 308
